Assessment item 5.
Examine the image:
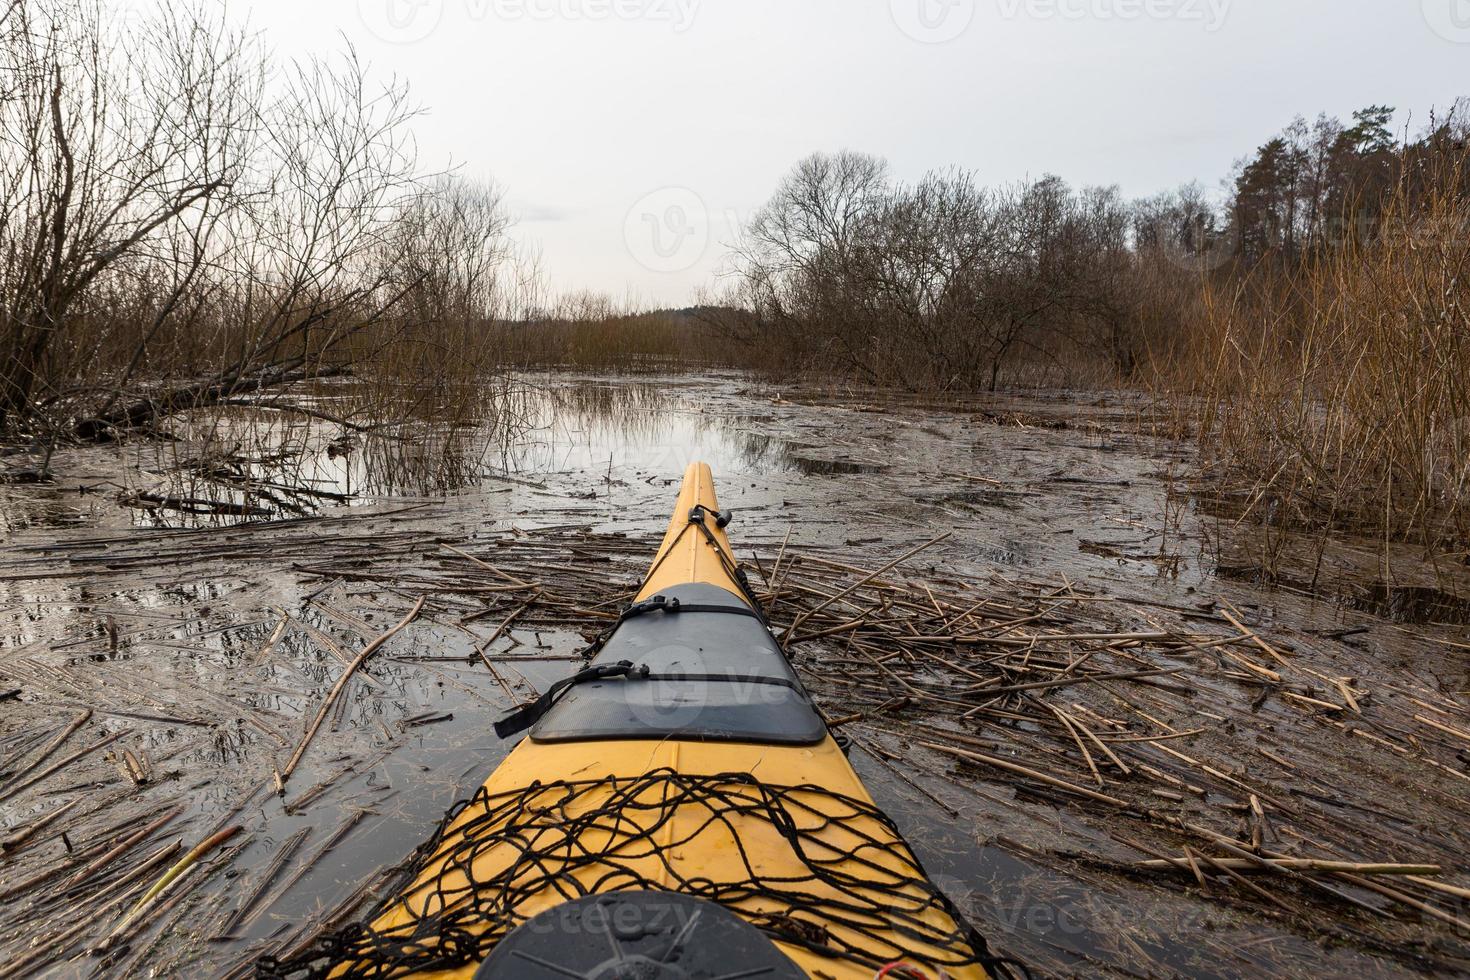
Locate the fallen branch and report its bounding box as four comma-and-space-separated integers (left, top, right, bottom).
1135, 857, 1441, 876
277, 596, 426, 788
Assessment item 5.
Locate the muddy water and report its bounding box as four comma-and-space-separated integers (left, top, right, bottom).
2, 372, 1467, 978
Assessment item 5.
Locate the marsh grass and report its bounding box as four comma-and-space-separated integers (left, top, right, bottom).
489, 310, 735, 372
1164, 155, 1470, 590
121, 368, 532, 524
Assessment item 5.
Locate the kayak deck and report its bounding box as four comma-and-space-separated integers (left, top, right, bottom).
342, 740, 994, 979
312, 463, 1003, 980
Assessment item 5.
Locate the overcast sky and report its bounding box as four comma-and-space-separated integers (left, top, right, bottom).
232, 0, 1469, 306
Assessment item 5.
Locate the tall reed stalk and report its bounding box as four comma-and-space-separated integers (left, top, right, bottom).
1173, 153, 1470, 582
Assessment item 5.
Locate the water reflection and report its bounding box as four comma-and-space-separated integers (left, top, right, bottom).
93, 376, 896, 528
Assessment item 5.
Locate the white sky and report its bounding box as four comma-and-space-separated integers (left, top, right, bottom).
224, 0, 1470, 306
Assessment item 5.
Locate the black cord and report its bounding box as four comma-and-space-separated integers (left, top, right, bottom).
258, 769, 1025, 980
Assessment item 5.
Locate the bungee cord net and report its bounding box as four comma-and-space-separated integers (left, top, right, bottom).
258, 768, 1025, 980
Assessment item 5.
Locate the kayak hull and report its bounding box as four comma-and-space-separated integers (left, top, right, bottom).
330, 463, 993, 980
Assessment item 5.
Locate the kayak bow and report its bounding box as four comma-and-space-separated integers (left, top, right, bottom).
291, 463, 1015, 980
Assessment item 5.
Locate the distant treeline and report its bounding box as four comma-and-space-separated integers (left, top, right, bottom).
702, 102, 1469, 391
490, 299, 734, 372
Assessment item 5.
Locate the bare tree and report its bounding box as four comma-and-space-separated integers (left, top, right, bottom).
0, 0, 521, 443
733, 151, 891, 376
390, 175, 513, 329
0, 0, 256, 430
731, 157, 1178, 389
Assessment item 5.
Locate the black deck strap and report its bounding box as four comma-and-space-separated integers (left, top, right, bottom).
639, 672, 805, 695
573, 595, 768, 669
620, 594, 680, 619
620, 594, 763, 623
636, 505, 768, 623
495, 661, 649, 739
497, 664, 809, 740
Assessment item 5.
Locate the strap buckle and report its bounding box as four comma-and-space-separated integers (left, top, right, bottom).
621, 594, 681, 620
689, 505, 732, 529
494, 660, 650, 739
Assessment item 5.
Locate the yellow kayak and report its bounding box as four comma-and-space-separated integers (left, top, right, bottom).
286, 463, 1017, 980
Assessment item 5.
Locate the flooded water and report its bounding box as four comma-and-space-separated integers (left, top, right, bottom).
2, 371, 1468, 978
0, 379, 908, 532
